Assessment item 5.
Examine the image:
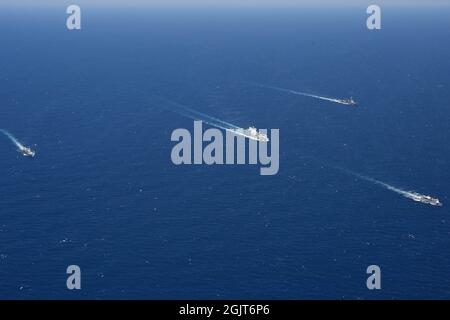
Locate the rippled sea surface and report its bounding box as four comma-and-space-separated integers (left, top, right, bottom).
0, 6, 449, 299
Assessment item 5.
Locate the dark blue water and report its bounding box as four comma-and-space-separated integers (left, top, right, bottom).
0, 6, 449, 299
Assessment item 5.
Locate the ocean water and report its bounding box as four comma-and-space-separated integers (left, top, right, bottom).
0, 6, 449, 299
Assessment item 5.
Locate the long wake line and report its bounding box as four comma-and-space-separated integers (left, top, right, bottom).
339, 167, 442, 207
156, 97, 240, 130
0, 129, 36, 157
247, 82, 357, 106
154, 96, 269, 142
0, 129, 26, 149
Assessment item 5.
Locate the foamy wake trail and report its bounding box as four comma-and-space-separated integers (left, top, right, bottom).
248, 82, 345, 105
338, 167, 442, 206
293, 156, 441, 206
343, 168, 411, 197
156, 96, 260, 139
0, 129, 25, 150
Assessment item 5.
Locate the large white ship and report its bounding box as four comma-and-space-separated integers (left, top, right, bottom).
405, 192, 442, 207
19, 145, 36, 158
229, 126, 269, 142
337, 97, 358, 106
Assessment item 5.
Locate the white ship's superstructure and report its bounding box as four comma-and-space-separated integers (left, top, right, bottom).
19, 146, 36, 158
229, 126, 269, 142
405, 192, 442, 207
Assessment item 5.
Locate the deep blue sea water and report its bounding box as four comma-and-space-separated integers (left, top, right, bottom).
0, 6, 449, 299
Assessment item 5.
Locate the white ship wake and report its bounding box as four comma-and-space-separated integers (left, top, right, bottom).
249, 82, 357, 106
0, 129, 36, 157
157, 97, 269, 142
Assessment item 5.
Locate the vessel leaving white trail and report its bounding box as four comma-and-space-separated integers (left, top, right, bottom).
341, 167, 442, 207
249, 82, 357, 106
157, 97, 269, 142
0, 129, 36, 157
